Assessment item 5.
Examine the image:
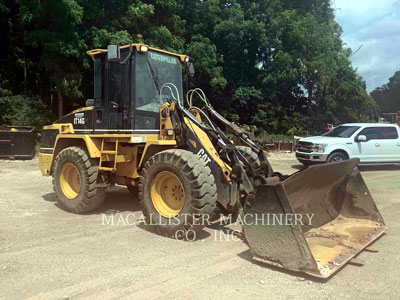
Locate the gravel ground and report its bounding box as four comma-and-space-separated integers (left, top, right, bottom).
0, 153, 399, 300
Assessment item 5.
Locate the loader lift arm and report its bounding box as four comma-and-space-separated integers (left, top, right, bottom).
169, 98, 253, 210
182, 88, 273, 181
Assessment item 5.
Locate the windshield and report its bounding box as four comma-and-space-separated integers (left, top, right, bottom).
135, 50, 183, 113
324, 126, 360, 138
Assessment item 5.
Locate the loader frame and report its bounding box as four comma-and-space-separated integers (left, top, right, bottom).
39, 95, 266, 213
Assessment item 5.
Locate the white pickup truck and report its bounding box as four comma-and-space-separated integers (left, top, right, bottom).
295, 123, 400, 166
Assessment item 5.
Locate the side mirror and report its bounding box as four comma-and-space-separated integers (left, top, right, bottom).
357, 135, 367, 142
187, 61, 195, 77
107, 45, 120, 62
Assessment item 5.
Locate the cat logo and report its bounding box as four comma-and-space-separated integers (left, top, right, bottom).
196, 149, 211, 164
150, 52, 177, 64
73, 112, 85, 125
189, 139, 197, 148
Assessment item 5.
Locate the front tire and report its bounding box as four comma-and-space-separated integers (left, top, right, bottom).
53, 146, 106, 213
327, 151, 347, 163
138, 149, 217, 238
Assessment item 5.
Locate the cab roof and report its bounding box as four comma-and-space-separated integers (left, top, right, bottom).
86, 43, 188, 62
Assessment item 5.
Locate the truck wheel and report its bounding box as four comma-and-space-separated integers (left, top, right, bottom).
236, 146, 272, 186
138, 149, 217, 238
53, 146, 106, 213
327, 151, 347, 163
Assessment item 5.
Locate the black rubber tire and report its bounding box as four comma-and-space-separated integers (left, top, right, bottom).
138, 149, 217, 238
236, 146, 259, 168
327, 151, 347, 163
236, 146, 272, 183
53, 146, 106, 213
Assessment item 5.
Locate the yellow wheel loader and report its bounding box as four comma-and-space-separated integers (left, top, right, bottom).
38, 44, 386, 278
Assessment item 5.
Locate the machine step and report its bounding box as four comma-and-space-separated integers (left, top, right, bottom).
102, 150, 117, 154
99, 166, 116, 172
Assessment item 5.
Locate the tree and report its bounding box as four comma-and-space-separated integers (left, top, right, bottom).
17, 0, 87, 118
0, 0, 377, 135
371, 71, 400, 114
182, 0, 376, 134
0, 94, 54, 127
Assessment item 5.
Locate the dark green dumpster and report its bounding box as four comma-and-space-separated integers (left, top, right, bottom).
0, 126, 35, 159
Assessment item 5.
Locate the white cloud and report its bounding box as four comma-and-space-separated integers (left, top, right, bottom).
333, 0, 400, 92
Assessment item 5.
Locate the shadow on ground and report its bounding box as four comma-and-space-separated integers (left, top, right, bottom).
290, 164, 306, 170
237, 249, 332, 283
96, 186, 141, 214
358, 165, 400, 172
137, 222, 212, 241
42, 186, 142, 215
208, 221, 243, 240
42, 192, 57, 202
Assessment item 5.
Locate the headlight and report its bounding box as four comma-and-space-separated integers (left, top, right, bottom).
311, 143, 327, 153
139, 45, 149, 52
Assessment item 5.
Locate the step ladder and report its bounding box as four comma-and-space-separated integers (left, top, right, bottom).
99, 139, 119, 172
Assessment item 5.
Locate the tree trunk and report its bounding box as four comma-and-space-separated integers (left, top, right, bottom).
57, 88, 63, 119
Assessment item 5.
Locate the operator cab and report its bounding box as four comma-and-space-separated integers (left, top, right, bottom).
88, 44, 189, 133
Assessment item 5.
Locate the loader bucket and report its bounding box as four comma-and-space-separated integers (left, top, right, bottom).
243, 158, 386, 278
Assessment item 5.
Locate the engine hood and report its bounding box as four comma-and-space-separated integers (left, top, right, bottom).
299, 136, 349, 144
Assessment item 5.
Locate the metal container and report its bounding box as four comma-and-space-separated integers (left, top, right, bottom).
0, 126, 36, 159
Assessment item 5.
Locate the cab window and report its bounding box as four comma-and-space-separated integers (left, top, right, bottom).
134, 51, 182, 130
379, 127, 399, 139
94, 58, 102, 102
107, 51, 131, 129
358, 127, 379, 141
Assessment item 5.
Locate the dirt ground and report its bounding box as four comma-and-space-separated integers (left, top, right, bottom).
0, 153, 399, 300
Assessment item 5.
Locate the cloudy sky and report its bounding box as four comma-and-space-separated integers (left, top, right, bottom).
333, 0, 400, 92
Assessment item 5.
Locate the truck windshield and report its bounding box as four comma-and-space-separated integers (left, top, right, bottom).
324, 126, 360, 138
135, 50, 183, 113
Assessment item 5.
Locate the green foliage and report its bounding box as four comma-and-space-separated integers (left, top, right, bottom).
0, 0, 377, 136
255, 132, 295, 143
371, 70, 400, 114
0, 95, 55, 127
186, 35, 227, 89
251, 102, 309, 136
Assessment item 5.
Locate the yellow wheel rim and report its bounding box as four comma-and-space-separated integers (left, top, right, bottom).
60, 162, 81, 200
151, 171, 185, 218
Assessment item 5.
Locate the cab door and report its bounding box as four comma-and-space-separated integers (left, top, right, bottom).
93, 52, 133, 133
377, 126, 400, 162
133, 52, 162, 133
354, 127, 381, 162
107, 58, 131, 131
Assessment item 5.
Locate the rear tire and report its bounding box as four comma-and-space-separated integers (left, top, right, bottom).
138, 149, 217, 238
327, 151, 347, 163
53, 146, 106, 213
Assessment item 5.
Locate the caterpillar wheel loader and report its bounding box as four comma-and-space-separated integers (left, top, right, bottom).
39, 44, 386, 278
